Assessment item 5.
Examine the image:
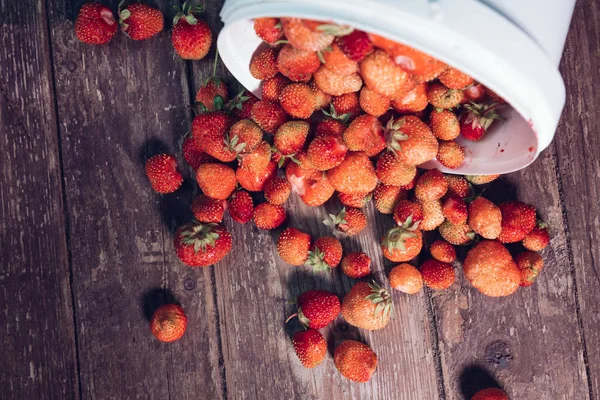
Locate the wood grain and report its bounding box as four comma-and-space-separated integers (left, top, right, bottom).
46, 1, 221, 398
0, 1, 79, 399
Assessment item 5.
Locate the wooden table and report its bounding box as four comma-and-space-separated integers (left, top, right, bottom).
1, 1, 598, 399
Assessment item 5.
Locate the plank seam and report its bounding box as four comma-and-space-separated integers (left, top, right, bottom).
425, 288, 448, 400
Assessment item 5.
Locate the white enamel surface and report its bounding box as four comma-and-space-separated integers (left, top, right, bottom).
217, 0, 572, 175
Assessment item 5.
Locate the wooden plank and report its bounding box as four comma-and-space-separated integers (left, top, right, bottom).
0, 1, 79, 399
47, 1, 221, 398
554, 1, 600, 398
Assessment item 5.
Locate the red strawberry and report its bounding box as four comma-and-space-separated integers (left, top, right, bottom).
389, 263, 423, 294
497, 201, 537, 243
191, 112, 232, 150
374, 184, 406, 214
277, 227, 312, 265
264, 176, 291, 205
401, 173, 419, 190
75, 2, 117, 45
429, 239, 456, 263
196, 78, 228, 112
229, 119, 263, 154
332, 92, 361, 119
420, 259, 455, 290
252, 203, 287, 230
174, 222, 232, 267
309, 82, 333, 110
251, 101, 288, 134
427, 83, 464, 110
439, 221, 475, 245
261, 74, 291, 102
119, 3, 163, 41
145, 154, 183, 194
238, 141, 271, 174
459, 102, 502, 141
322, 43, 359, 76
415, 169, 448, 201
442, 195, 468, 225
228, 190, 254, 224
292, 329, 327, 369
281, 18, 349, 52
306, 236, 343, 272
172, 4, 212, 60
522, 222, 550, 251
515, 251, 544, 287
343, 115, 382, 152
334, 340, 378, 383
253, 17, 283, 45
472, 388, 509, 400
277, 44, 321, 82
338, 191, 372, 209
464, 83, 486, 102
445, 174, 472, 199
182, 136, 214, 170
286, 153, 335, 206
249, 47, 279, 80
327, 152, 378, 194
438, 67, 474, 90
196, 163, 237, 200
287, 289, 341, 329
191, 195, 227, 223
360, 86, 391, 117
313, 66, 363, 96
315, 118, 346, 138
307, 134, 348, 171
279, 83, 316, 119
437, 141, 465, 169
336, 30, 373, 62
323, 207, 367, 236
393, 200, 424, 227
274, 121, 310, 156
376, 152, 417, 187
340, 252, 371, 279
236, 161, 277, 192
361, 50, 412, 99
150, 304, 187, 343
468, 196, 502, 239
228, 90, 259, 119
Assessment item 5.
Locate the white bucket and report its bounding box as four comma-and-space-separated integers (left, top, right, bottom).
217, 0, 576, 175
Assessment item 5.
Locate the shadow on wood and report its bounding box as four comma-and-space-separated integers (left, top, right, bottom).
459, 364, 504, 399
141, 287, 179, 322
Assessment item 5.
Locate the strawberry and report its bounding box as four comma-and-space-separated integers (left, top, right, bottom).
228, 190, 253, 224
306, 236, 343, 272
437, 141, 465, 169
263, 176, 291, 205
361, 50, 412, 98
334, 340, 378, 383
274, 121, 310, 155
145, 154, 183, 194
182, 136, 214, 170
322, 43, 359, 76
460, 102, 503, 141
442, 195, 468, 225
119, 3, 163, 41
415, 169, 448, 201
389, 263, 423, 294
445, 175, 472, 199
229, 119, 263, 153
238, 141, 271, 174
332, 92, 361, 119
497, 201, 537, 243
286, 154, 336, 206
466, 174, 500, 185
386, 42, 448, 83
253, 17, 283, 45
338, 191, 372, 209
279, 83, 316, 119
196, 78, 228, 112
309, 82, 332, 110
288, 289, 341, 329
324, 207, 367, 236
384, 116, 438, 166
374, 184, 406, 214
191, 112, 232, 151
376, 152, 417, 187
472, 388, 509, 400
420, 259, 455, 290
277, 44, 321, 82
485, 87, 506, 104
315, 118, 346, 138
277, 227, 312, 265
393, 200, 424, 227
150, 304, 187, 343
438, 67, 474, 89
283, 18, 352, 51
515, 251, 544, 287
359, 86, 391, 117
429, 239, 457, 263
401, 173, 419, 190
327, 152, 378, 194
340, 252, 371, 279
367, 33, 397, 51
237, 161, 277, 192
307, 134, 348, 171
249, 47, 279, 80
252, 202, 287, 230
313, 66, 363, 96
251, 101, 288, 134
261, 74, 291, 102
171, 3, 211, 60
439, 221, 474, 245
430, 109, 460, 140
468, 197, 502, 239
343, 115, 382, 151
174, 221, 232, 267
191, 195, 227, 223
341, 281, 393, 330
464, 241, 521, 297
196, 163, 236, 200
419, 199, 445, 231
392, 82, 429, 113
522, 222, 550, 251
292, 329, 327, 369
228, 90, 259, 119
381, 226, 423, 262
75, 2, 117, 45
337, 30, 373, 62
464, 83, 486, 102
427, 83, 464, 109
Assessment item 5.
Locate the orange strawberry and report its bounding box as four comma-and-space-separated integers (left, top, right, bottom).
374, 184, 406, 214
281, 18, 339, 52
286, 154, 335, 206
119, 3, 163, 41
359, 86, 391, 117
183, 136, 214, 170
427, 83, 464, 109
415, 169, 448, 201
368, 33, 398, 51
401, 172, 419, 190
292, 329, 327, 369
253, 17, 283, 45
251, 101, 288, 134
393, 199, 424, 227
250, 47, 279, 80
229, 90, 259, 120
236, 160, 277, 192
274, 121, 310, 155
464, 83, 486, 102
277, 227, 312, 265
228, 190, 253, 224
238, 141, 271, 174
466, 174, 500, 185
287, 289, 340, 329
323, 207, 367, 236
338, 191, 372, 209
438, 221, 474, 245
438, 67, 474, 89
437, 141, 465, 169
322, 42, 359, 75
334, 340, 378, 383
387, 43, 447, 82
497, 201, 537, 243
463, 240, 520, 297
468, 197, 502, 239
306, 236, 343, 272
343, 115, 382, 151
261, 74, 291, 102
430, 109, 460, 140
229, 119, 263, 153
384, 116, 438, 166
389, 263, 423, 294
332, 92, 361, 119
392, 82, 429, 113
196, 78, 228, 112
381, 227, 423, 262
472, 388, 509, 400
341, 281, 393, 330
365, 126, 387, 158
515, 251, 544, 287
75, 2, 117, 45
445, 175, 472, 198
279, 83, 316, 119
307, 134, 348, 171
277, 44, 321, 82
309, 81, 333, 110
442, 195, 468, 225
376, 152, 417, 187
327, 152, 378, 194
361, 50, 412, 98
171, 4, 211, 60
262, 176, 290, 205
429, 239, 456, 263
337, 30, 373, 62
145, 154, 183, 194
314, 66, 363, 96
150, 304, 187, 342
522, 222, 549, 251
191, 195, 227, 223
419, 199, 444, 231
340, 252, 371, 279
174, 221, 232, 267
196, 163, 236, 200
420, 259, 455, 290
252, 202, 287, 230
